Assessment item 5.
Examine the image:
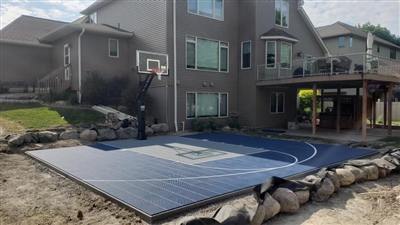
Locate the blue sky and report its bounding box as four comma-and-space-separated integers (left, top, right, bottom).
1, 0, 399, 36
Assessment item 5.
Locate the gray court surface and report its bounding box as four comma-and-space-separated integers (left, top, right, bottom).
26, 133, 376, 223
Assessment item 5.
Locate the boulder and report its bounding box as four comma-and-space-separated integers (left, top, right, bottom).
151, 123, 169, 133
335, 168, 355, 186
360, 164, 379, 181
79, 130, 97, 141
177, 216, 221, 225
23, 132, 38, 143
115, 127, 137, 139
377, 167, 387, 178
214, 205, 250, 224
96, 129, 117, 141
326, 171, 341, 192
59, 130, 79, 140
221, 126, 232, 132
271, 188, 299, 213
8, 135, 25, 147
262, 192, 281, 221
294, 190, 310, 205
38, 131, 58, 143
311, 178, 335, 202
249, 204, 265, 225
343, 165, 365, 183
145, 126, 154, 136
54, 100, 69, 106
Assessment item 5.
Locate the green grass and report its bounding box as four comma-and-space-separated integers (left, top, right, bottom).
0, 103, 105, 130
378, 136, 400, 148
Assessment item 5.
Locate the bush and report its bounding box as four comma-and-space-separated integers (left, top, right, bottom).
82, 72, 108, 105
192, 117, 221, 132
228, 111, 241, 129
106, 75, 131, 105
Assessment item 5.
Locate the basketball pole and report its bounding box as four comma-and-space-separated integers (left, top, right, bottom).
136, 73, 156, 140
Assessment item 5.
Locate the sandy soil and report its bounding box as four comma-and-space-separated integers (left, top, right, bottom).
1, 139, 400, 225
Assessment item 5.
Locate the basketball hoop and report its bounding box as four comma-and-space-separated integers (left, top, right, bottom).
151, 67, 165, 80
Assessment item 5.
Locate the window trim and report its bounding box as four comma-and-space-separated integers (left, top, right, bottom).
64, 44, 70, 66
186, 92, 229, 119
280, 41, 292, 69
265, 41, 277, 69
187, 0, 224, 21
109, 38, 119, 58
270, 92, 285, 114
275, 0, 289, 28
185, 35, 229, 73
241, 41, 251, 69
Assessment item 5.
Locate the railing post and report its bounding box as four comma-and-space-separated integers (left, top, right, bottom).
330, 56, 333, 75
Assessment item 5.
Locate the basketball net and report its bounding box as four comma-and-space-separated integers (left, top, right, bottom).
151, 67, 165, 80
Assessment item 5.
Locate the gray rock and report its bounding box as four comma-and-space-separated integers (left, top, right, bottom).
249, 204, 265, 225
335, 168, 355, 186
326, 171, 341, 192
344, 165, 365, 183
38, 131, 58, 143
177, 216, 221, 225
97, 129, 117, 141
221, 126, 232, 132
151, 123, 169, 133
263, 192, 281, 221
59, 130, 79, 140
271, 188, 299, 213
54, 100, 69, 106
23, 132, 38, 143
79, 130, 97, 141
360, 164, 379, 181
145, 126, 154, 136
294, 190, 310, 205
214, 205, 250, 225
311, 178, 335, 202
115, 127, 137, 139
8, 135, 25, 147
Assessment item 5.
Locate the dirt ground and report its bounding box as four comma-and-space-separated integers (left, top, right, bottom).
1, 139, 400, 225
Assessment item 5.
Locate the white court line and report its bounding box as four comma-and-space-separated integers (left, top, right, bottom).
85, 142, 318, 183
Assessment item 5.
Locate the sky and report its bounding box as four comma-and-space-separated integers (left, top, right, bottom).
0, 0, 399, 36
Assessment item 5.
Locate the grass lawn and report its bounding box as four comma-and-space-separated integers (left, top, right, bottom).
0, 103, 105, 132
378, 136, 400, 148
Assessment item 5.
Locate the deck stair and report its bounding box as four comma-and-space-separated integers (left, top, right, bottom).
36, 65, 72, 96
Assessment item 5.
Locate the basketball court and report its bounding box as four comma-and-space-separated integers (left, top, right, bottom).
26, 133, 376, 223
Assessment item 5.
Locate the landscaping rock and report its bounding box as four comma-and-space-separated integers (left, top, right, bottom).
214, 205, 250, 224
271, 188, 299, 213
326, 171, 341, 192
23, 132, 38, 143
54, 100, 69, 106
249, 204, 265, 225
96, 129, 116, 141
145, 126, 154, 136
311, 178, 335, 202
294, 190, 310, 205
262, 192, 281, 221
221, 126, 232, 132
360, 164, 379, 181
59, 130, 79, 140
38, 131, 58, 143
115, 127, 137, 139
79, 130, 97, 141
335, 168, 355, 186
8, 135, 25, 147
151, 123, 169, 133
377, 167, 387, 178
177, 216, 221, 225
343, 165, 365, 183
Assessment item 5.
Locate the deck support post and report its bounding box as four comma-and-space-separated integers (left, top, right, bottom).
362, 80, 367, 142
312, 83, 317, 135
383, 88, 387, 128
336, 85, 341, 133
372, 92, 376, 128
320, 89, 324, 112
388, 83, 393, 136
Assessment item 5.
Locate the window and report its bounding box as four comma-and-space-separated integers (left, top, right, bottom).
186, 92, 228, 118
377, 45, 380, 53
64, 44, 70, 80
349, 37, 353, 48
270, 92, 284, 113
241, 41, 251, 69
338, 36, 345, 48
390, 48, 397, 59
280, 42, 292, 69
186, 36, 228, 72
275, 0, 289, 28
266, 41, 276, 68
188, 0, 224, 20
90, 12, 97, 24
109, 39, 119, 58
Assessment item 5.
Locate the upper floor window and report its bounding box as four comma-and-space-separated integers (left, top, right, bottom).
188, 0, 224, 20
64, 44, 70, 66
349, 37, 353, 48
266, 41, 276, 68
241, 41, 251, 69
338, 36, 345, 48
390, 48, 397, 59
186, 36, 228, 72
109, 39, 119, 58
275, 0, 289, 28
280, 42, 292, 69
89, 12, 97, 24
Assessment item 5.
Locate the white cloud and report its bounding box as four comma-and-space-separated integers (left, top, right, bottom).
304, 0, 400, 36
1, 3, 31, 29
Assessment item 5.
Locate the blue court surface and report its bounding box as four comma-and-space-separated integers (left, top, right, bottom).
26, 133, 376, 223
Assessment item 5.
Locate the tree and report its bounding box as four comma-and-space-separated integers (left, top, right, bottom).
297, 90, 321, 120
357, 22, 400, 46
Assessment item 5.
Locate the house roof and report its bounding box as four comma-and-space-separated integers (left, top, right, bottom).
73, 16, 90, 24
0, 15, 66, 45
39, 23, 133, 42
260, 28, 299, 43
81, 0, 113, 15
317, 21, 400, 49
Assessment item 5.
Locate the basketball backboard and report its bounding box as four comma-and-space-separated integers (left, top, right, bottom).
136, 50, 168, 75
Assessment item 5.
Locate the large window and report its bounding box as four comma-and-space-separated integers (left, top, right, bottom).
187, 92, 228, 118
338, 36, 345, 48
188, 0, 223, 20
241, 41, 251, 69
186, 36, 228, 72
280, 42, 292, 69
270, 92, 284, 113
390, 48, 397, 59
109, 39, 119, 58
266, 41, 276, 68
275, 0, 289, 28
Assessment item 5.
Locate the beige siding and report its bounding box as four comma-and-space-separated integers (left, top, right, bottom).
0, 43, 51, 86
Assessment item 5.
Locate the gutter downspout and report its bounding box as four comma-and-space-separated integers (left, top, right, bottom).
78, 28, 86, 103
173, 0, 178, 132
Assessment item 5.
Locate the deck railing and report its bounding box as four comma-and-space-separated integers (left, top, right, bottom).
36, 65, 72, 96
257, 53, 400, 81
